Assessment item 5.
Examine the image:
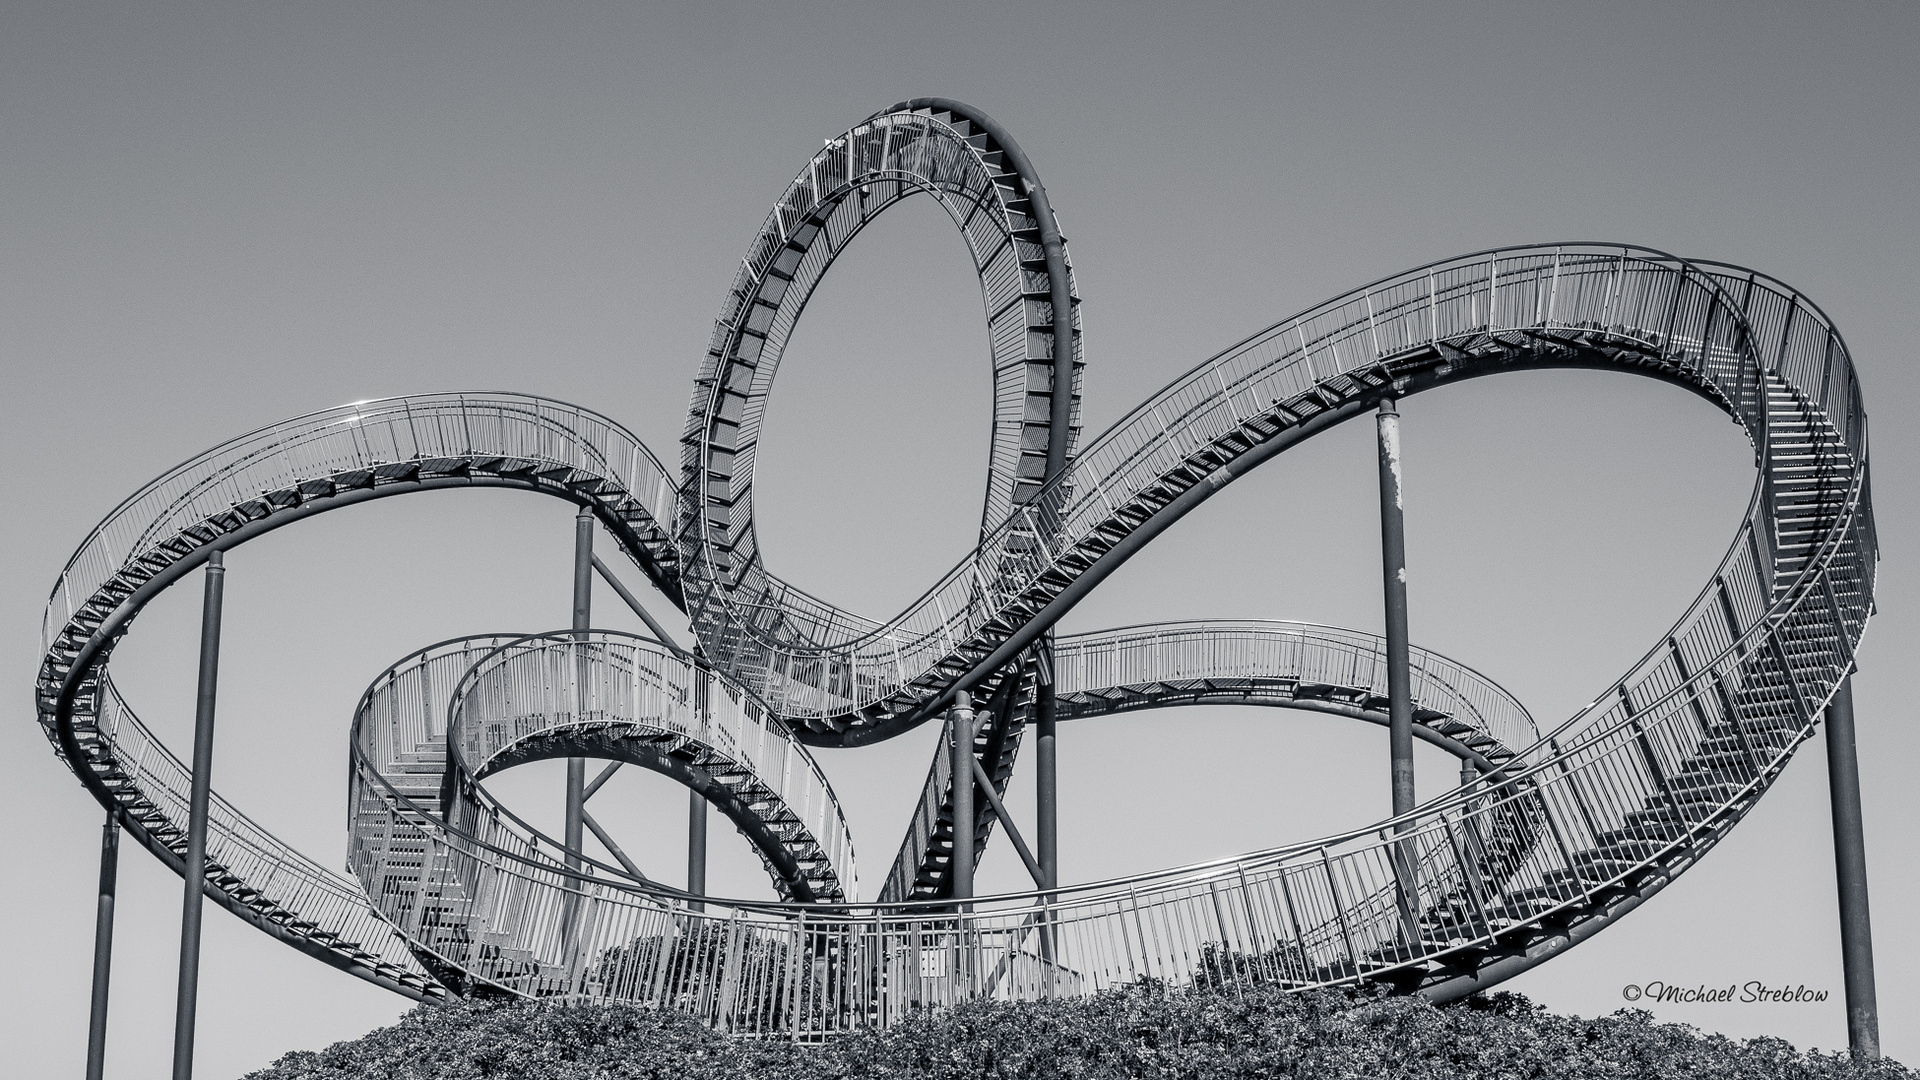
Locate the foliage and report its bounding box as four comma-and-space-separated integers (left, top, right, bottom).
588, 920, 858, 1032
591, 921, 779, 1013
245, 983, 1912, 1080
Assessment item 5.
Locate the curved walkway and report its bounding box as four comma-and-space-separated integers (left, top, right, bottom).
37, 101, 1874, 1033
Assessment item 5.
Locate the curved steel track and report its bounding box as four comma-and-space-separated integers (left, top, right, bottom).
37, 100, 1875, 1031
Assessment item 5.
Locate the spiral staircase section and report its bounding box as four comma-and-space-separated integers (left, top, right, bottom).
348, 632, 857, 996
37, 99, 1874, 1038
39, 394, 687, 995
446, 632, 856, 905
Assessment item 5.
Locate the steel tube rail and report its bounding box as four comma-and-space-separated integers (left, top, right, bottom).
351, 638, 715, 888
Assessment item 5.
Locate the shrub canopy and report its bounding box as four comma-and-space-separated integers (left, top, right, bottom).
245, 985, 1910, 1080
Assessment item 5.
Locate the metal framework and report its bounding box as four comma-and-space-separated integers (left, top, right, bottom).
39, 101, 1878, 1053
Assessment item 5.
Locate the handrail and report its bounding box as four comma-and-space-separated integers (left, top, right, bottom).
34, 100, 1872, 1036
677, 244, 1860, 745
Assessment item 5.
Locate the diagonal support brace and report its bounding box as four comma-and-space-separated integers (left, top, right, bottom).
971, 757, 1047, 889
593, 553, 685, 654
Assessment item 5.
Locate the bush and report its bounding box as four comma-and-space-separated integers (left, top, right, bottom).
245, 983, 1911, 1080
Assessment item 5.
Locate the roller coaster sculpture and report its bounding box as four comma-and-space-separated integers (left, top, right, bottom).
42, 100, 1878, 1047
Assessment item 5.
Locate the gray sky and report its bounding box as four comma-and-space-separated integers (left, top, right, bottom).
4, 2, 1916, 1074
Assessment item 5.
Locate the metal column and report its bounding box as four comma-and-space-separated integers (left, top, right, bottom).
1033, 659, 1059, 976
687, 788, 707, 911
1033, 165, 1072, 977
1376, 400, 1415, 820
1825, 675, 1879, 1058
566, 509, 591, 879
85, 809, 120, 1080
171, 550, 225, 1080
949, 691, 976, 903
1035, 670, 1058, 892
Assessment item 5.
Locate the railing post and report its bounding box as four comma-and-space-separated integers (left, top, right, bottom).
85, 808, 120, 1080
1376, 400, 1416, 821
1824, 675, 1879, 1058
172, 550, 224, 1080
950, 690, 976, 904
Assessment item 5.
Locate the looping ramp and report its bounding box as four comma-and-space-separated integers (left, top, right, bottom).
37, 99, 1875, 1033
681, 100, 1081, 726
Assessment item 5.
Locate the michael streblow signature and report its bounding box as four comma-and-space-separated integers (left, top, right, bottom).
1622, 981, 1828, 1003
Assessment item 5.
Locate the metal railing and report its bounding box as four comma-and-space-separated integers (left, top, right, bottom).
678, 106, 1082, 710
38, 393, 685, 990
445, 633, 857, 899
37, 242, 1873, 1031
674, 247, 1868, 740
313, 247, 1868, 1029
344, 630, 862, 989
874, 618, 1540, 905
1053, 620, 1538, 756
93, 674, 428, 985
43, 392, 679, 661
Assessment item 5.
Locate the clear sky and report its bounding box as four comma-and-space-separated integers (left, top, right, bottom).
3, 2, 1916, 1074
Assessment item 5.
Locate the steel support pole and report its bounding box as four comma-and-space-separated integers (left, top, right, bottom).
1033, 661, 1059, 975
949, 690, 976, 904
171, 550, 224, 1080
1824, 675, 1879, 1058
85, 809, 120, 1080
1035, 675, 1058, 892
566, 509, 591, 878
1376, 400, 1415, 821
687, 787, 707, 912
